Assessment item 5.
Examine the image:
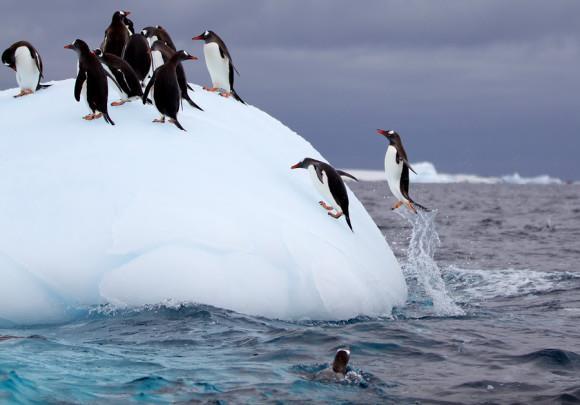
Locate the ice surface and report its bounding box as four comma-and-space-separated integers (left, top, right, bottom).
0, 80, 406, 324
348, 162, 563, 184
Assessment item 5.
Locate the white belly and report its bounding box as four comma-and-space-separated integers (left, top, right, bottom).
14, 46, 40, 91
308, 166, 339, 209
203, 42, 230, 91
384, 145, 405, 201
151, 50, 164, 71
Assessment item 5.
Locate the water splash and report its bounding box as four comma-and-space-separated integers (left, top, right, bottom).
396, 209, 465, 317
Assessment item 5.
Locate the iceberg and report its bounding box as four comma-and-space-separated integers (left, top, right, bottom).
0, 80, 407, 325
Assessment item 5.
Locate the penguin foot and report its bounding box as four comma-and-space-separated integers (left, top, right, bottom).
328, 211, 343, 219
319, 201, 333, 211
153, 117, 166, 123
203, 86, 219, 92
405, 201, 418, 214
94, 113, 103, 120
219, 92, 231, 98
391, 201, 403, 210
83, 114, 96, 120
13, 89, 33, 98
111, 100, 126, 106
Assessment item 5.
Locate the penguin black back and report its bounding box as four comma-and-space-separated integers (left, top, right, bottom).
122, 33, 151, 83
101, 11, 131, 57
95, 49, 143, 99
142, 26, 176, 50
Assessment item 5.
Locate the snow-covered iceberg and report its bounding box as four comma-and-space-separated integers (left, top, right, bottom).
348, 162, 563, 184
0, 80, 406, 325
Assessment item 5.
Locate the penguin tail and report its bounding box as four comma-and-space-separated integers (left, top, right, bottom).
412, 200, 430, 212
345, 212, 353, 232
36, 83, 52, 91
187, 83, 194, 91
184, 95, 203, 111
103, 112, 115, 126
172, 118, 186, 131
232, 90, 246, 104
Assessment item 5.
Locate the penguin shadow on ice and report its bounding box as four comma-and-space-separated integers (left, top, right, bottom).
2, 41, 51, 98
376, 129, 430, 214
291, 158, 358, 231
192, 30, 245, 103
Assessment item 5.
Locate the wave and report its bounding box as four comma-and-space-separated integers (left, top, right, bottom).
346, 162, 563, 184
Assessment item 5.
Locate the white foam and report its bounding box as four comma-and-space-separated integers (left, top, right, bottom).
0, 79, 407, 324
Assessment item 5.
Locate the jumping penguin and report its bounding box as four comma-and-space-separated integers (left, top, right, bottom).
101, 11, 131, 57
94, 49, 144, 106
65, 39, 114, 125
150, 40, 203, 111
122, 33, 151, 85
192, 30, 245, 103
377, 129, 429, 213
143, 50, 198, 131
2, 41, 51, 97
291, 158, 356, 231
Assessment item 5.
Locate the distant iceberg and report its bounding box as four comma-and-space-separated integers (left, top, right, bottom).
0, 80, 407, 325
348, 162, 563, 185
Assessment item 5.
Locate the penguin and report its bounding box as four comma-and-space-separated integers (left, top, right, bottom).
143, 50, 198, 131
65, 39, 114, 125
377, 129, 429, 213
101, 11, 131, 57
123, 15, 135, 36
122, 33, 151, 84
141, 26, 176, 50
2, 41, 51, 97
290, 158, 356, 231
150, 41, 203, 111
192, 30, 245, 103
94, 49, 144, 106
315, 349, 351, 381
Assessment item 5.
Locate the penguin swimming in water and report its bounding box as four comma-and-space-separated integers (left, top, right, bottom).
94, 49, 144, 106
143, 50, 198, 131
65, 39, 114, 125
192, 30, 245, 103
2, 41, 51, 97
291, 158, 357, 231
122, 33, 151, 85
315, 349, 351, 381
101, 11, 131, 57
377, 129, 428, 213
150, 41, 202, 111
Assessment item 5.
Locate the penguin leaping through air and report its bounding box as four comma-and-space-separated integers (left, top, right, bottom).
2, 41, 51, 98
65, 39, 114, 125
291, 158, 357, 231
192, 30, 245, 103
377, 129, 429, 213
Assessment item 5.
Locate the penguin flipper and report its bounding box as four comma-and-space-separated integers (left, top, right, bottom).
172, 118, 186, 131
345, 212, 353, 232
336, 170, 358, 182
143, 69, 156, 104
103, 111, 115, 126
74, 70, 86, 102
36, 83, 52, 91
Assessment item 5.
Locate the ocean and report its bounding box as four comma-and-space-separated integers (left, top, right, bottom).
1, 182, 579, 403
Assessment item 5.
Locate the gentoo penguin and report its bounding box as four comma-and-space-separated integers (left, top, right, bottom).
123, 15, 135, 36
2, 41, 51, 97
192, 30, 245, 103
65, 39, 114, 125
94, 49, 144, 106
143, 50, 198, 131
315, 349, 352, 381
142, 26, 176, 50
122, 33, 151, 84
150, 41, 203, 111
101, 11, 131, 57
377, 129, 428, 213
290, 158, 356, 231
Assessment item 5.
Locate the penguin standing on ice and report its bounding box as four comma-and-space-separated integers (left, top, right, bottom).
122, 33, 151, 85
291, 158, 357, 231
122, 15, 135, 36
143, 50, 198, 131
65, 39, 114, 125
101, 11, 131, 57
192, 30, 245, 103
94, 49, 144, 106
2, 41, 51, 97
150, 41, 203, 111
377, 129, 428, 213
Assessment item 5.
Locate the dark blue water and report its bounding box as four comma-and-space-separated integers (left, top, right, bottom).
2, 183, 580, 403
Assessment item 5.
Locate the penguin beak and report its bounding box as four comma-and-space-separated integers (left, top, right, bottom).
192, 35, 204, 41
187, 55, 198, 60
64, 44, 74, 50
290, 163, 301, 169
123, 10, 131, 16
376, 129, 387, 136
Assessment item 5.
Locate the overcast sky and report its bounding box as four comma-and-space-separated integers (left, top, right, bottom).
1, 1, 579, 179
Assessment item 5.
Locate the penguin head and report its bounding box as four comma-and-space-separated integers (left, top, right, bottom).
64, 39, 90, 54
332, 349, 351, 374
93, 49, 103, 57
192, 30, 214, 42
172, 50, 198, 63
290, 158, 316, 170
1, 47, 16, 71
112, 10, 130, 23
377, 129, 401, 145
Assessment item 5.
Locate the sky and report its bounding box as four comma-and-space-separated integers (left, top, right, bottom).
1, 1, 579, 180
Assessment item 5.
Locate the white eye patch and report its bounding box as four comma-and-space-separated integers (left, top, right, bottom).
204, 30, 209, 36
388, 130, 394, 135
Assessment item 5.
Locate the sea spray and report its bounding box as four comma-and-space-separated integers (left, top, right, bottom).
396, 209, 465, 317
